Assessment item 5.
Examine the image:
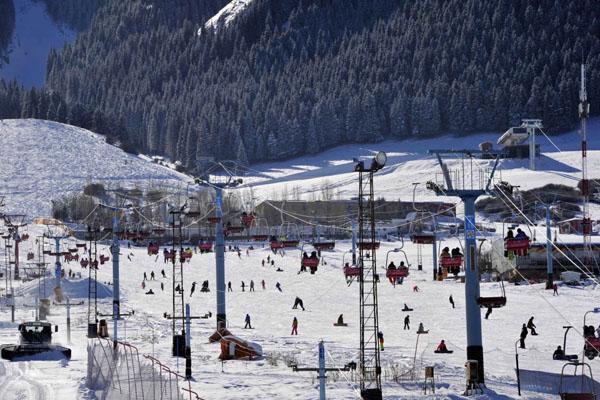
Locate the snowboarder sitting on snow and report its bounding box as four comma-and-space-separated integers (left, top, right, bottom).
201, 280, 209, 292
402, 303, 413, 312
292, 296, 305, 311
435, 340, 451, 353
145, 289, 154, 295
553, 346, 565, 360
417, 322, 428, 334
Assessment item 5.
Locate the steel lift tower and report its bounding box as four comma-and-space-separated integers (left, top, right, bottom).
579, 64, 593, 270
196, 162, 242, 337
428, 149, 500, 388
354, 151, 387, 400
3, 214, 27, 280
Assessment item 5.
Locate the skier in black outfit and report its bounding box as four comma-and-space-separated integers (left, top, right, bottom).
520, 323, 528, 349
190, 281, 196, 297
292, 297, 305, 311
161, 269, 166, 278
404, 315, 410, 330
244, 314, 252, 329
527, 316, 538, 335
228, 281, 232, 292
449, 295, 455, 308
150, 271, 155, 280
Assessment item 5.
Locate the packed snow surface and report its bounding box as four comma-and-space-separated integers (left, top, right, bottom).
0, 0, 75, 87
243, 119, 600, 208
0, 224, 599, 399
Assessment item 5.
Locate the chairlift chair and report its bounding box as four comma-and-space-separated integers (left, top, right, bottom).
477, 278, 506, 308
559, 361, 596, 400
300, 244, 320, 274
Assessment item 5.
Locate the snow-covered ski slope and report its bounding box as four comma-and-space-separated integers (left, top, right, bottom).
0, 119, 189, 217
0, 0, 75, 87
1, 117, 598, 221
243, 119, 600, 207
1, 224, 599, 399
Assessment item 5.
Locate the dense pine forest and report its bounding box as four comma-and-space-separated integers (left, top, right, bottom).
1, 0, 599, 166
0, 0, 15, 65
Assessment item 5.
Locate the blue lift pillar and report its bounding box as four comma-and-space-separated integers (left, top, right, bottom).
214, 186, 226, 330
546, 206, 553, 289
428, 149, 501, 385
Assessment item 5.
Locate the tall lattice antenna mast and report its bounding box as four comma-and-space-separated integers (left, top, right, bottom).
579, 64, 593, 268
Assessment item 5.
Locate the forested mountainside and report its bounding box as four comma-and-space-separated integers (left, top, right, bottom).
1, 0, 600, 166
32, 0, 104, 31
0, 0, 15, 63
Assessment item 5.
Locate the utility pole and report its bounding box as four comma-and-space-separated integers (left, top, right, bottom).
428, 149, 500, 386
290, 340, 356, 400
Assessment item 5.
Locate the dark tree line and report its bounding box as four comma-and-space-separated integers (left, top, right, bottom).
0, 80, 132, 150
17, 0, 600, 166
33, 0, 105, 32
0, 0, 15, 65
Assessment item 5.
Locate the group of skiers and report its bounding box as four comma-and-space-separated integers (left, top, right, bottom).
519, 316, 538, 349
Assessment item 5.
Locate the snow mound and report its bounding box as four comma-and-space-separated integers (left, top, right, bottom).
19, 277, 112, 300
0, 119, 189, 218
198, 0, 254, 36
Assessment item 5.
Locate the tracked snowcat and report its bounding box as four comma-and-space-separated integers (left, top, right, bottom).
1, 321, 71, 361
